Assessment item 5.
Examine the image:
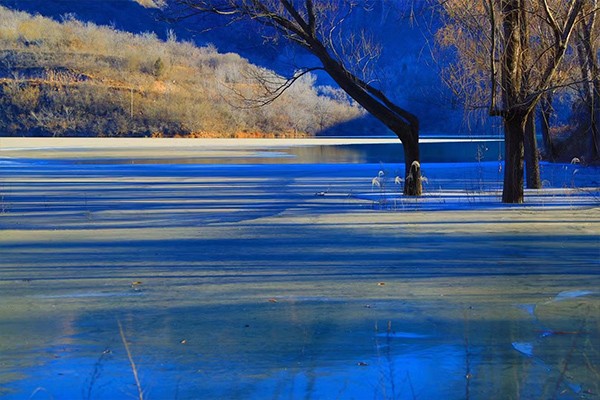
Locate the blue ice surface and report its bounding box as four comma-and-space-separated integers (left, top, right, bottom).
1, 148, 598, 400
515, 303, 537, 317
1, 155, 598, 185
356, 161, 600, 209
553, 290, 596, 302
2, 155, 598, 212
376, 331, 431, 339
512, 341, 534, 357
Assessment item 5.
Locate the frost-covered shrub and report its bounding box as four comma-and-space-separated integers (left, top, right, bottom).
0, 6, 363, 137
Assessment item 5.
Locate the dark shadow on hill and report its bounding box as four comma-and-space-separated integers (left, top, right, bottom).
2, 0, 287, 68
1, 0, 165, 36
316, 114, 396, 137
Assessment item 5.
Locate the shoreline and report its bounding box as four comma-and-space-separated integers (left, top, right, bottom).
0, 136, 502, 150
0, 136, 506, 163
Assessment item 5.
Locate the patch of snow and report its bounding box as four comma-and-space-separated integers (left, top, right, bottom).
512, 342, 534, 357
553, 290, 596, 302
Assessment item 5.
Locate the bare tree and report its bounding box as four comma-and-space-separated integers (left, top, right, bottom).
166, 0, 423, 195
539, 92, 556, 160
437, 0, 587, 203
575, 0, 600, 160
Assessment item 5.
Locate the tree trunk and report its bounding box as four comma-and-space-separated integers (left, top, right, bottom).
577, 4, 600, 160
590, 1, 600, 161
313, 45, 421, 194
502, 112, 525, 203
540, 95, 555, 161
592, 77, 600, 160
500, 0, 525, 204
402, 138, 422, 195
524, 111, 541, 188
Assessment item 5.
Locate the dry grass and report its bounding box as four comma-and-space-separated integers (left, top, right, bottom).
0, 6, 364, 137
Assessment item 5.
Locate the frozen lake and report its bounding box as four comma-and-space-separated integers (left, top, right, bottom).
1, 138, 599, 399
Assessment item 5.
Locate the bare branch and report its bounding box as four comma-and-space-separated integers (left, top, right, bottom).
488, 0, 499, 115
306, 0, 316, 36
527, 0, 585, 109
223, 66, 324, 108
540, 0, 560, 36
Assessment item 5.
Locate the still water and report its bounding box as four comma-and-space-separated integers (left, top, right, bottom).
0, 138, 598, 399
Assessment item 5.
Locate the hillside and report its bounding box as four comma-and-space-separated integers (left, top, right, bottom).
0, 6, 363, 137
2, 0, 474, 136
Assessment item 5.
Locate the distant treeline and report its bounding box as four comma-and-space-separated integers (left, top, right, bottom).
0, 6, 363, 137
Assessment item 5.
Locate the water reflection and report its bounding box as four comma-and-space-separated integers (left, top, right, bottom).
2, 287, 598, 399
68, 140, 504, 165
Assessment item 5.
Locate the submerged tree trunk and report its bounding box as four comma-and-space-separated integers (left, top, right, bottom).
502, 112, 526, 203
524, 111, 541, 188
402, 138, 422, 195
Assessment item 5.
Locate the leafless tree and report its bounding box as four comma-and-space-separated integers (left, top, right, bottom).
575, 0, 600, 160
437, 0, 589, 203
166, 0, 423, 195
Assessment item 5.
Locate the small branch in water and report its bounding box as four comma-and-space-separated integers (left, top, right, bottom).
117, 319, 144, 400
552, 318, 586, 399
463, 308, 472, 400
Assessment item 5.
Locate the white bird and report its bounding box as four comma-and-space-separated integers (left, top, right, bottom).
371, 171, 386, 191
371, 177, 382, 190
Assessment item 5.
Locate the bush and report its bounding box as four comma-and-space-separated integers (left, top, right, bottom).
152, 57, 165, 79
